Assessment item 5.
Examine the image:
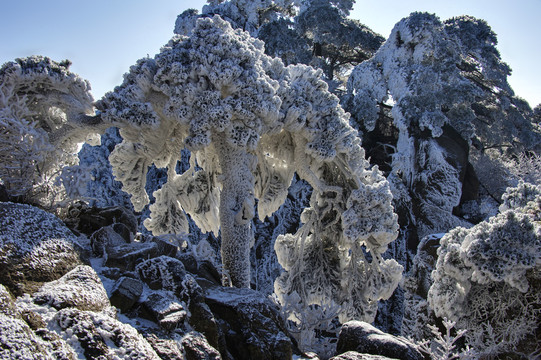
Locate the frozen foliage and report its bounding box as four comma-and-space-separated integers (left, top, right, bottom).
0, 56, 100, 207
202, 0, 299, 36
294, 0, 384, 83
258, 0, 384, 94
427, 183, 541, 356
97, 15, 401, 336
506, 152, 541, 186
417, 318, 477, 360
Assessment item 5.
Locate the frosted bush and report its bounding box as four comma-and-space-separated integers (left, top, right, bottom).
427, 183, 541, 356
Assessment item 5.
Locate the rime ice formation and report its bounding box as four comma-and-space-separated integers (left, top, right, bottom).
0, 56, 99, 205
427, 182, 541, 356
97, 15, 401, 329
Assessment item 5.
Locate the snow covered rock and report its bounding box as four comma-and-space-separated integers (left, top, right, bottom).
144, 333, 186, 360
0, 284, 17, 317
90, 224, 131, 257
0, 202, 85, 296
0, 314, 56, 360
136, 256, 187, 294
141, 291, 188, 331
64, 203, 138, 236
331, 352, 400, 360
204, 286, 293, 360
336, 321, 424, 360
150, 236, 179, 258
109, 276, 144, 312
33, 265, 110, 312
52, 307, 160, 359
104, 241, 159, 271
182, 331, 222, 360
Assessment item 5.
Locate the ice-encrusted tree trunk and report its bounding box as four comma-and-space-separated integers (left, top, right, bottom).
97, 15, 402, 306
213, 135, 257, 286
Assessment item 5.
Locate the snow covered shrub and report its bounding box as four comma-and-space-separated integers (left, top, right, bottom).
96, 15, 402, 338
427, 183, 541, 356
0, 56, 100, 207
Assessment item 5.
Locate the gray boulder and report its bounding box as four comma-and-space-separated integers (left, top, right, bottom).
104, 241, 158, 271
336, 321, 424, 360
64, 203, 138, 236
141, 292, 188, 331
182, 331, 222, 360
331, 351, 399, 360
204, 286, 293, 360
109, 276, 144, 312
90, 225, 131, 257
145, 333, 186, 360
136, 256, 187, 294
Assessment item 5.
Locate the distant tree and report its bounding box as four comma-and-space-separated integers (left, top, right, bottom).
97, 16, 402, 306
533, 103, 541, 124
258, 0, 384, 93
201, 0, 299, 35
0, 56, 100, 207
294, 0, 384, 84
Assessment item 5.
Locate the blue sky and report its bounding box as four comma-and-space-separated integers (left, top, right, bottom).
1, 0, 539, 107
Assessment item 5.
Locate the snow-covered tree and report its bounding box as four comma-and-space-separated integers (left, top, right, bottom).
97, 16, 402, 327
201, 0, 299, 36
294, 0, 383, 84
258, 0, 384, 93
0, 56, 100, 206
427, 181, 541, 356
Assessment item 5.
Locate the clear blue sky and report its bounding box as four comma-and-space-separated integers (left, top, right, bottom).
1, 0, 539, 107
